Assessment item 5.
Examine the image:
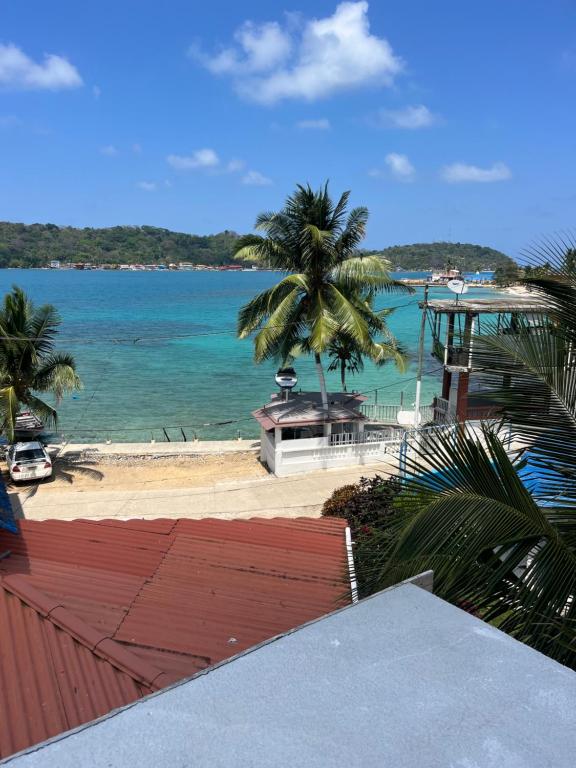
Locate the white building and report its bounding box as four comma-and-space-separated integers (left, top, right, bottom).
253, 391, 403, 477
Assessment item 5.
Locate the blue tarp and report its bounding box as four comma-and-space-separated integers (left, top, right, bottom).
0, 473, 18, 534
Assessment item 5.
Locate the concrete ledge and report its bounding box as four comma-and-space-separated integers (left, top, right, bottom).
50, 440, 261, 458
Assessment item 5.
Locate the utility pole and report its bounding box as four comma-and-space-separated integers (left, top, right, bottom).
414, 283, 429, 428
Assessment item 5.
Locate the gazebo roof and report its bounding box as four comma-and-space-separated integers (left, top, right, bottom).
421, 296, 550, 315
253, 392, 366, 431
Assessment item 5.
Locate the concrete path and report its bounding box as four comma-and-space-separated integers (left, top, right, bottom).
11, 460, 397, 522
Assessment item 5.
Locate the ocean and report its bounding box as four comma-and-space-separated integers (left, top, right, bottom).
0, 270, 496, 442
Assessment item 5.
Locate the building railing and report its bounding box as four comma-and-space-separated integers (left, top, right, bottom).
433, 396, 455, 424
330, 429, 404, 446
433, 396, 501, 424
360, 403, 435, 425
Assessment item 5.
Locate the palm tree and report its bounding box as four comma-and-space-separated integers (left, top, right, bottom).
235, 183, 411, 407
327, 335, 406, 391
327, 305, 407, 391
0, 286, 82, 440
358, 233, 576, 668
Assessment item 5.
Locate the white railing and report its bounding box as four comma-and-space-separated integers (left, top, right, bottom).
329, 429, 402, 446
272, 432, 404, 475
433, 397, 456, 423
361, 402, 435, 425
360, 403, 403, 423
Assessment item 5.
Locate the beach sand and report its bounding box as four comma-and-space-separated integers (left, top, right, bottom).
4, 451, 269, 494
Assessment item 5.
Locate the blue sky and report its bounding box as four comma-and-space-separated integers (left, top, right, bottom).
1, 0, 574, 257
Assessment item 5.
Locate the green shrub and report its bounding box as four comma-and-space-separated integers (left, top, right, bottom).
322, 475, 401, 538
323, 475, 402, 596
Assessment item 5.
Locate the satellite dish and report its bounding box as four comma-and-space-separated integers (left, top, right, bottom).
447, 279, 469, 295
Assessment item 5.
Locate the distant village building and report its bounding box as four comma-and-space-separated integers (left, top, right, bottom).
49, 260, 60, 269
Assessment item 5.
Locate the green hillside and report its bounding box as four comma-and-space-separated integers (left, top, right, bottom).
366, 242, 515, 271
0, 222, 240, 268
0, 222, 514, 271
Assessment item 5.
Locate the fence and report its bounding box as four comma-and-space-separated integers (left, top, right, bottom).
360, 402, 435, 425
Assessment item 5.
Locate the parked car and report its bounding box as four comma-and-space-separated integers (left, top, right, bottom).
6, 441, 52, 483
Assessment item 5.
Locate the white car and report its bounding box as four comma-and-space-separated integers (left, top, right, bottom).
6, 441, 53, 483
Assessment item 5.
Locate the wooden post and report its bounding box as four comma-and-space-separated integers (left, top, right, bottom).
456, 372, 470, 421
456, 313, 474, 421
414, 284, 429, 427
441, 369, 452, 401
445, 312, 455, 366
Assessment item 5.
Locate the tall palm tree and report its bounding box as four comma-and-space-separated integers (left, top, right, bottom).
0, 286, 82, 440
327, 306, 407, 391
235, 183, 411, 407
359, 233, 576, 668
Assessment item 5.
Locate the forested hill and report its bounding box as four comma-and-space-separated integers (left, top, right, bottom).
0, 221, 514, 270
0, 223, 240, 267
366, 242, 514, 271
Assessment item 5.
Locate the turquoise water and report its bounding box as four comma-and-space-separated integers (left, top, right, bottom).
0, 270, 497, 442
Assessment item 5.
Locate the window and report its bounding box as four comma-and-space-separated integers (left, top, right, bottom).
15, 448, 45, 463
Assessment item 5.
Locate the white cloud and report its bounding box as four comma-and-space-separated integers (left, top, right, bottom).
385, 152, 415, 181
377, 104, 437, 129
242, 170, 272, 186
195, 21, 292, 75
226, 158, 245, 172
0, 43, 82, 90
296, 118, 331, 130
194, 2, 403, 104
167, 148, 220, 170
137, 181, 156, 192
100, 145, 118, 156
441, 161, 511, 183
92, 85, 101, 100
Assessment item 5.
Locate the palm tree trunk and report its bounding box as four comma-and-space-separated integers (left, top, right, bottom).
314, 353, 329, 410
341, 360, 347, 392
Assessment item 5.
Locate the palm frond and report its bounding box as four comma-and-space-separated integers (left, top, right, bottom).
331, 255, 413, 294
0, 386, 19, 442
361, 423, 576, 666
32, 353, 82, 399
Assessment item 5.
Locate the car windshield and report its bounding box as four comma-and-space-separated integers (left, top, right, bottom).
15, 448, 45, 462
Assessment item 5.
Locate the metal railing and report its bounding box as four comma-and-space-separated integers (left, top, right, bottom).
330, 429, 403, 446
360, 402, 435, 425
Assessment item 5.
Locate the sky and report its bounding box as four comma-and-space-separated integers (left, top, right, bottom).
0, 0, 575, 257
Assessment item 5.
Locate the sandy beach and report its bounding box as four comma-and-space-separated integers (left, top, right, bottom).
4, 449, 268, 495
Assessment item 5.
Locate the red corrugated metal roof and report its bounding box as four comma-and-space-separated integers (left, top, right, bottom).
0, 516, 349, 759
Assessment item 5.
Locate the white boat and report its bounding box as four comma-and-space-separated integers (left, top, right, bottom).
14, 411, 45, 440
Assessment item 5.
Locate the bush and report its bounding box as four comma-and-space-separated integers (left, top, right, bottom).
323, 475, 402, 597
322, 475, 401, 539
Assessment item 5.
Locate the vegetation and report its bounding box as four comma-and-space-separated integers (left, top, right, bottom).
0, 222, 240, 268
0, 287, 81, 440
367, 241, 515, 272
235, 183, 411, 407
494, 262, 522, 286
355, 233, 576, 668
322, 475, 401, 592
0, 220, 513, 273
326, 304, 406, 391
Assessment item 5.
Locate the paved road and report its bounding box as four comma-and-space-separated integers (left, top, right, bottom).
11, 461, 397, 522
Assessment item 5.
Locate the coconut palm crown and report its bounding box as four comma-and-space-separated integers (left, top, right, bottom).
235, 183, 411, 407
0, 286, 82, 440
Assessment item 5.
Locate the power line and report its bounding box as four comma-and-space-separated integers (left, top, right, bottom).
0, 300, 421, 344
55, 366, 445, 435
